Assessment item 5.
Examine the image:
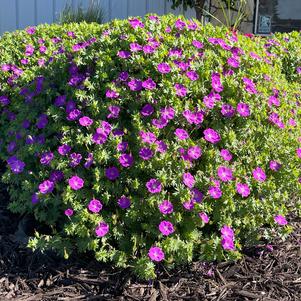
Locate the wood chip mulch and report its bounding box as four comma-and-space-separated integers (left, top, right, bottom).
1, 182, 301, 300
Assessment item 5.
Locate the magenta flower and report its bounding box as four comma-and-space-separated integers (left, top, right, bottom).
140, 131, 157, 144
118, 196, 131, 209
95, 222, 109, 237
105, 167, 119, 181
79, 116, 93, 126
183, 172, 195, 188
211, 72, 223, 92
159, 220, 175, 236
217, 166, 233, 182
129, 18, 144, 28
161, 107, 175, 120
252, 167, 266, 182
203, 128, 221, 144
274, 215, 288, 226
64, 208, 74, 217
187, 146, 202, 160
157, 62, 171, 74
88, 199, 103, 213
119, 153, 134, 167
175, 128, 189, 140
208, 186, 222, 199
237, 103, 250, 117
199, 212, 209, 223
68, 176, 84, 190
148, 246, 165, 262
142, 78, 156, 90
192, 40, 203, 48
139, 147, 153, 160
174, 83, 187, 97
130, 42, 142, 52
183, 200, 195, 211
39, 180, 54, 194
146, 179, 162, 194
158, 200, 173, 215
221, 237, 235, 251
269, 160, 281, 171
236, 183, 250, 197
107, 105, 120, 119
297, 148, 301, 158
221, 225, 234, 239
220, 149, 232, 161
117, 50, 131, 59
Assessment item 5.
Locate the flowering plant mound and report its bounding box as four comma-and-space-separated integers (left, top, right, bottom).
0, 15, 300, 279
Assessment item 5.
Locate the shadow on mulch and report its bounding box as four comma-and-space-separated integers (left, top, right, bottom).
1, 181, 301, 300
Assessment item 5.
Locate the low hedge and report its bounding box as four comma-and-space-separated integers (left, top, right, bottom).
0, 15, 300, 278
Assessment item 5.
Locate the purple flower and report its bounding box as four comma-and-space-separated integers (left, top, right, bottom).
67, 109, 81, 121
236, 183, 250, 197
199, 212, 209, 223
274, 215, 288, 226
25, 44, 34, 56
217, 166, 233, 182
79, 116, 93, 126
140, 131, 157, 144
26, 26, 36, 34
7, 156, 25, 174
40, 152, 54, 165
203, 128, 221, 144
192, 40, 203, 48
64, 208, 74, 217
119, 71, 129, 81
174, 83, 187, 97
118, 196, 131, 209
128, 79, 143, 91
237, 103, 250, 117
186, 70, 199, 81
69, 176, 84, 190
129, 18, 144, 28
183, 172, 195, 188
54, 95, 66, 107
36, 114, 48, 129
269, 160, 281, 171
191, 188, 204, 203
175, 128, 189, 140
0, 95, 10, 106
117, 141, 128, 152
58, 144, 71, 156
227, 57, 240, 68
208, 186, 222, 199
105, 167, 119, 181
187, 146, 202, 160
252, 167, 266, 182
31, 193, 39, 204
39, 180, 54, 194
139, 147, 153, 160
220, 149, 232, 161
130, 42, 142, 52
141, 104, 154, 117
49, 170, 64, 182
95, 222, 109, 237
159, 220, 175, 236
158, 200, 173, 215
161, 107, 175, 120
69, 152, 82, 167
157, 62, 171, 74
142, 78, 156, 90
156, 140, 168, 153
221, 104, 235, 117
119, 153, 134, 167
148, 246, 165, 262
84, 153, 94, 168
88, 199, 103, 213
146, 179, 162, 194
183, 200, 195, 211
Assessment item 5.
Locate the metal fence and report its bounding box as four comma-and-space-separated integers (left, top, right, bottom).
0, 0, 196, 34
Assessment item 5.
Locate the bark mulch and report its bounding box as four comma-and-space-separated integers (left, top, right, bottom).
1, 184, 301, 300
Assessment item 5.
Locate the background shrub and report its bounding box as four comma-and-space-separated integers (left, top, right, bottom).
0, 15, 300, 279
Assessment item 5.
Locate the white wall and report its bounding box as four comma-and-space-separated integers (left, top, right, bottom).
0, 0, 196, 34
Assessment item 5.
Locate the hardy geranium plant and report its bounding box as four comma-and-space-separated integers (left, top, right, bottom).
0, 15, 300, 279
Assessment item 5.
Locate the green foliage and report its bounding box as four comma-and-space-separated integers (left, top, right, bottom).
0, 15, 300, 279
59, 0, 104, 24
